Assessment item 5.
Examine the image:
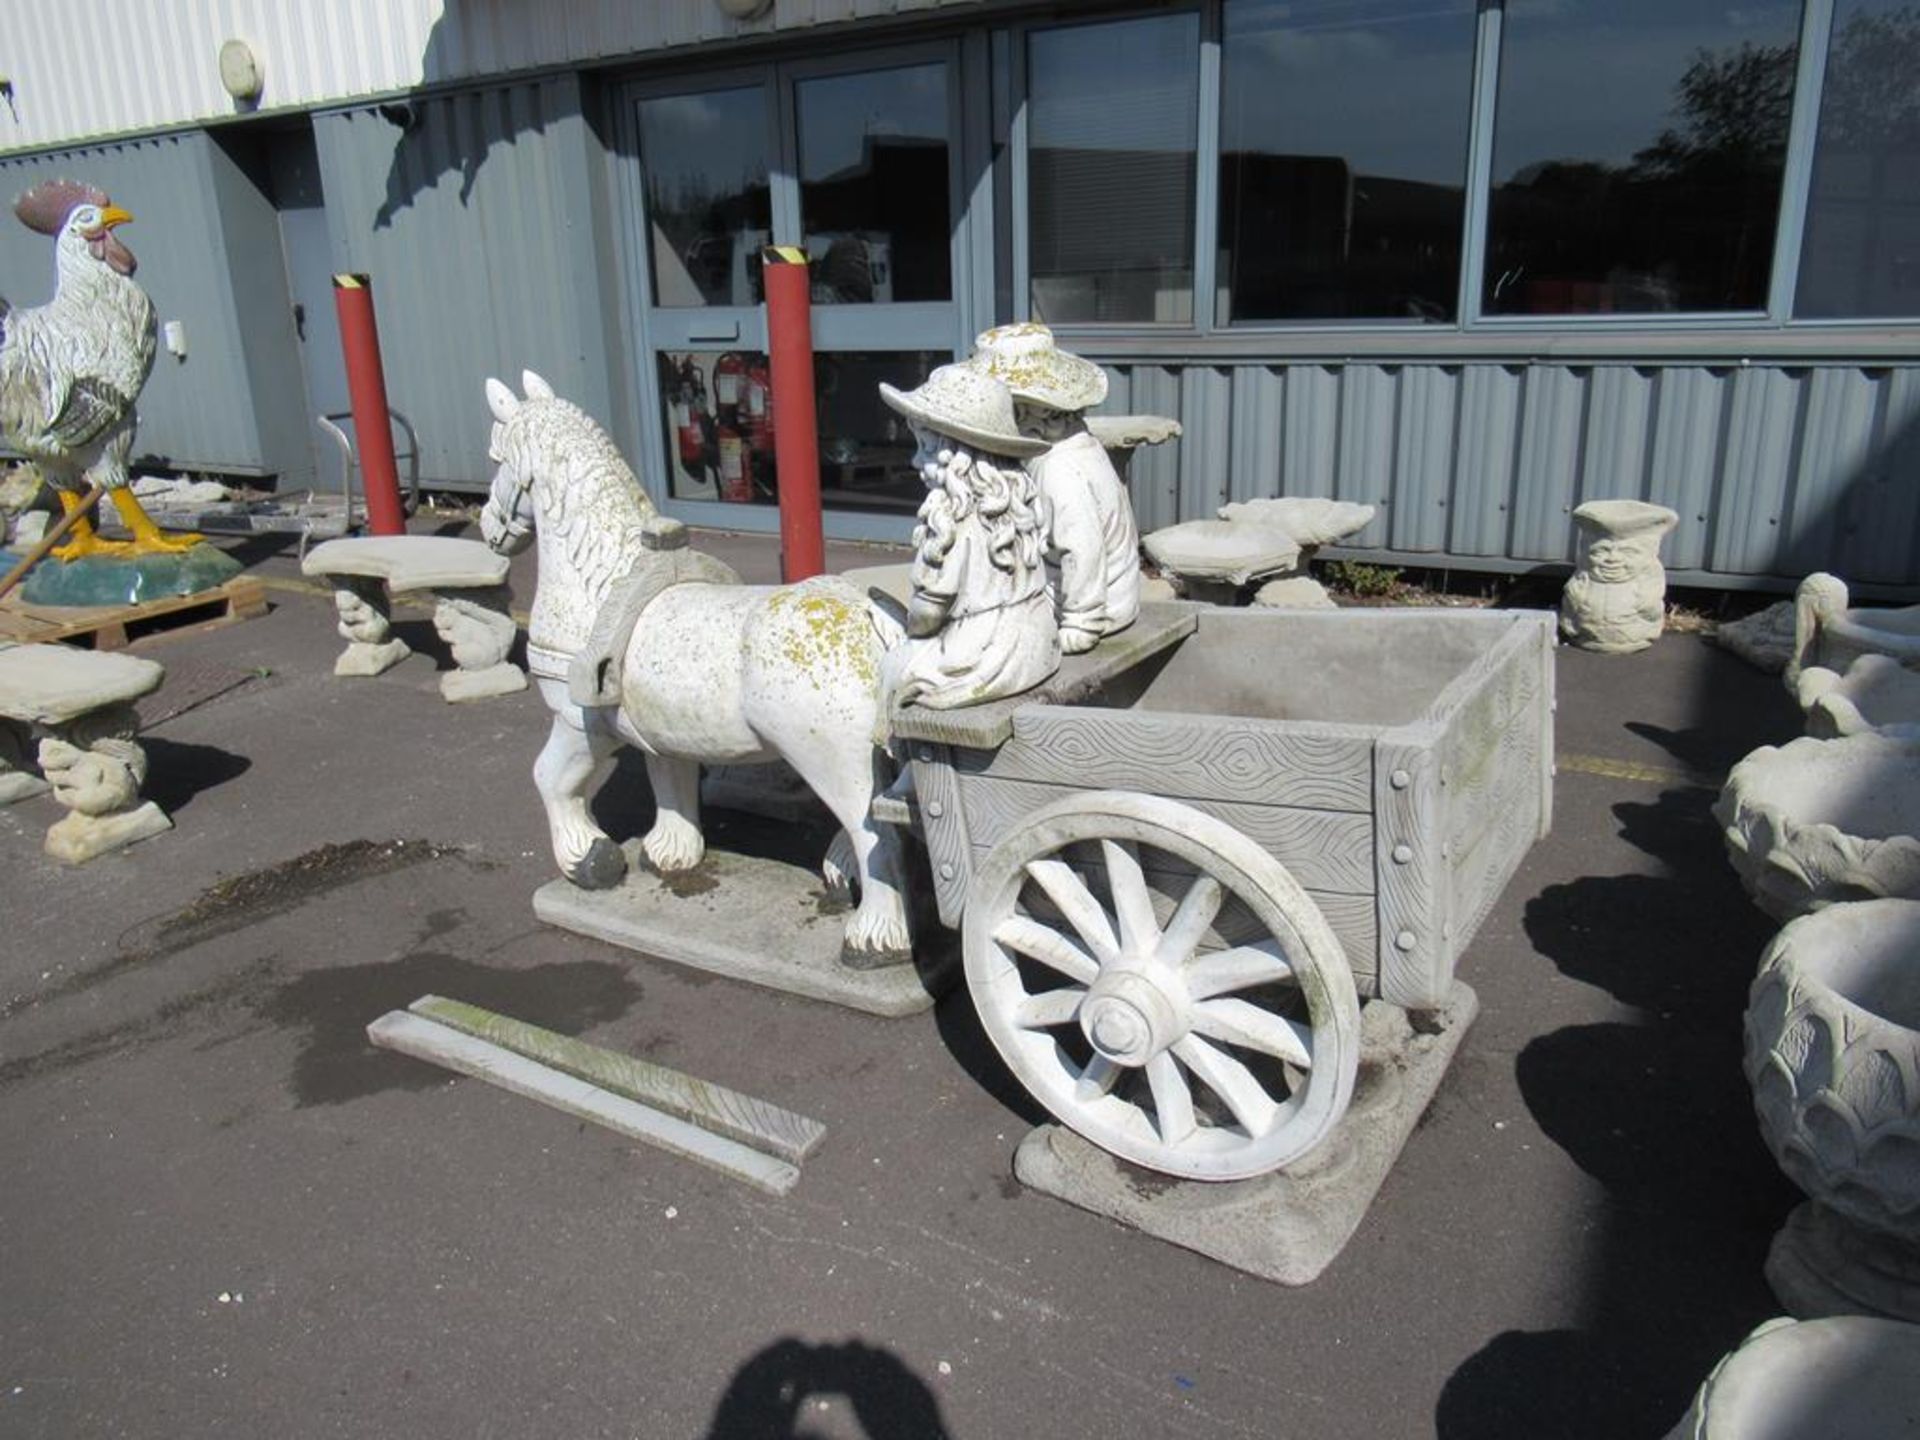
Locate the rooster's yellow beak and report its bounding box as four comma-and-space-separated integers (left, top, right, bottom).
99, 205, 133, 229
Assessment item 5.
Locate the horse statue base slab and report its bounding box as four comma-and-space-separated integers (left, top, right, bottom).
533, 841, 957, 1018
479, 370, 927, 1011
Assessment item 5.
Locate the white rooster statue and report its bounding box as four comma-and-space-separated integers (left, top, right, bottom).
1, 178, 199, 559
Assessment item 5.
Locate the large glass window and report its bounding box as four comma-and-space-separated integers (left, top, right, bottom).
637, 88, 771, 307
1484, 0, 1802, 315
656, 348, 940, 513
1028, 13, 1200, 324
1219, 0, 1477, 324
1795, 0, 1920, 318
797, 64, 952, 303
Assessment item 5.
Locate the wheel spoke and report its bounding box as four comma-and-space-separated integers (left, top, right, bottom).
1145, 1051, 1196, 1145
992, 915, 1099, 985
1154, 873, 1225, 966
1184, 942, 1295, 1000
1014, 987, 1086, 1029
1075, 1053, 1122, 1102
1191, 997, 1313, 1069
1025, 858, 1119, 962
1100, 839, 1160, 955
1172, 1035, 1280, 1137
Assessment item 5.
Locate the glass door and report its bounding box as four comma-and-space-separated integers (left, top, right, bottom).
623, 43, 973, 536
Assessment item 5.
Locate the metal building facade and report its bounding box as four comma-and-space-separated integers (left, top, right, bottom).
312, 75, 633, 485
2, 0, 1917, 592
1105, 356, 1920, 588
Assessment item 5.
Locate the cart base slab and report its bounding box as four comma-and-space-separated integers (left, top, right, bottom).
1012, 980, 1477, 1284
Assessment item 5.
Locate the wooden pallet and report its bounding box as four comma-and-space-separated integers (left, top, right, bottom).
0, 576, 268, 650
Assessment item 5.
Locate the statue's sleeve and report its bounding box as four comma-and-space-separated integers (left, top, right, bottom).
1044, 464, 1106, 638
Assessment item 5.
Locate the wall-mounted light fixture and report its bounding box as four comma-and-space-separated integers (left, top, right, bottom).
218, 38, 263, 107
715, 0, 774, 19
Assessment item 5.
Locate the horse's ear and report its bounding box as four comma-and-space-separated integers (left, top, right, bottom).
522, 370, 556, 401
486, 377, 519, 423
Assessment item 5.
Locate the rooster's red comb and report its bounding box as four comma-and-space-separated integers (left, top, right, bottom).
14, 178, 110, 236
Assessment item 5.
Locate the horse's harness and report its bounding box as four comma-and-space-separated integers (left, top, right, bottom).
564, 515, 740, 708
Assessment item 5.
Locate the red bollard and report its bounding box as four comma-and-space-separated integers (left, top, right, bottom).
331, 273, 408, 538
763, 247, 825, 582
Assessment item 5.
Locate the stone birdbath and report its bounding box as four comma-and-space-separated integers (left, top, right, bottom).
0, 641, 170, 862
1745, 898, 1920, 1320
1143, 497, 1375, 607
301, 535, 526, 702
1715, 732, 1920, 921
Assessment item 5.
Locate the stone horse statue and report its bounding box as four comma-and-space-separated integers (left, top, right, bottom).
477, 371, 913, 959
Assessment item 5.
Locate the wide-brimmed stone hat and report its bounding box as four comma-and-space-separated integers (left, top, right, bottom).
969, 322, 1109, 412
879, 363, 1047, 459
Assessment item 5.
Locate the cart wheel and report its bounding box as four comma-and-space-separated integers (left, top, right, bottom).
963, 790, 1360, 1181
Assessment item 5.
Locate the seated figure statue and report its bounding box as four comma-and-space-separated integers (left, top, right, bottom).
970, 323, 1139, 654
878, 363, 1059, 709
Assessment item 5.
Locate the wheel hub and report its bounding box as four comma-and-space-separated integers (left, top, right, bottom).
1080, 970, 1183, 1065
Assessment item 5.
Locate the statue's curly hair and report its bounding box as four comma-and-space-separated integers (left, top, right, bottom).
912, 442, 1049, 579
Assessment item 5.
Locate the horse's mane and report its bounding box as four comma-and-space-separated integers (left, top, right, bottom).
501, 396, 656, 599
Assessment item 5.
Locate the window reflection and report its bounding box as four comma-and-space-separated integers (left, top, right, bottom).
797, 65, 952, 304
638, 88, 772, 307
1485, 0, 1801, 315
1029, 13, 1199, 324
1797, 0, 1920, 318
1219, 0, 1476, 324
658, 350, 941, 513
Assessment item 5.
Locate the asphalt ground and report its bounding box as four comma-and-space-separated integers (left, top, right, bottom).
0, 527, 1805, 1440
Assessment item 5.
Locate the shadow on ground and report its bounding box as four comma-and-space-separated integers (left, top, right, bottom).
704, 1337, 953, 1440
141, 737, 251, 813
1438, 771, 1797, 1436
254, 951, 641, 1107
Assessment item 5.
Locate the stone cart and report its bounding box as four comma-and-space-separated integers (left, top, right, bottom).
888, 601, 1555, 1183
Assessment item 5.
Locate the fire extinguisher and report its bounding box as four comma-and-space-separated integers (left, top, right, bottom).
713, 351, 747, 420
717, 415, 751, 503
744, 354, 773, 456
673, 358, 707, 478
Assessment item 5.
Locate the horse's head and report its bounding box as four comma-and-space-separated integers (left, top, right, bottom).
478, 370, 558, 555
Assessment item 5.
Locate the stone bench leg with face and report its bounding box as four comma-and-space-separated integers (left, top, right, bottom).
38, 702, 171, 863
431, 585, 527, 703
330, 575, 411, 677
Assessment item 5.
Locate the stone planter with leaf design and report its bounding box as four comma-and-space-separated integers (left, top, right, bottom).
1716, 733, 1920, 922
1744, 898, 1920, 1320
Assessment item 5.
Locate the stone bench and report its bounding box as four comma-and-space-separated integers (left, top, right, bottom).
301, 536, 527, 702
0, 642, 172, 863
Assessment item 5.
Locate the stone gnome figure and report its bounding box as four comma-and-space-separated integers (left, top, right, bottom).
878, 363, 1059, 709
970, 323, 1139, 654
1559, 499, 1680, 654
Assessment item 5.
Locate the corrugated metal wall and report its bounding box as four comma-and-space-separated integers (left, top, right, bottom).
1103, 359, 1920, 588
0, 0, 994, 155
0, 132, 292, 475
313, 74, 623, 488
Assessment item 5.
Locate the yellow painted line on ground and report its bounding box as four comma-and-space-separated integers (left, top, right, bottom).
258, 573, 531, 625
1559, 752, 1723, 789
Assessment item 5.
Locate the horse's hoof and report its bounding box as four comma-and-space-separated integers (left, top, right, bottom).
838, 941, 915, 972
567, 838, 627, 890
